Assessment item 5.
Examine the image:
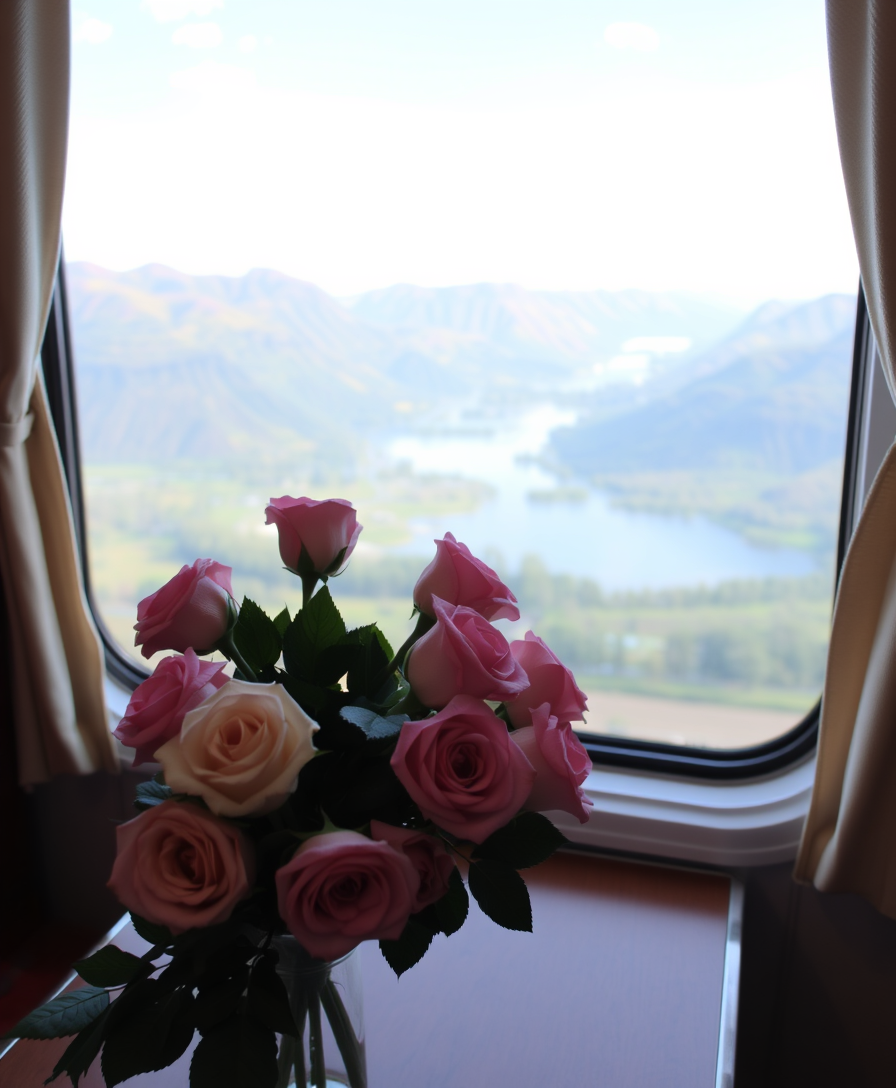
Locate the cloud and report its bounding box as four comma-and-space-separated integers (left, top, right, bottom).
238, 34, 258, 53
603, 22, 660, 53
169, 61, 255, 96
142, 0, 222, 23
73, 15, 112, 44
172, 22, 224, 48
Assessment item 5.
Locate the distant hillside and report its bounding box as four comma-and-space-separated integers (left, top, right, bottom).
68, 263, 747, 464
347, 282, 745, 364
550, 295, 856, 476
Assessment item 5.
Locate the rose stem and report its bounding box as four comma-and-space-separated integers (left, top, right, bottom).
216, 632, 257, 681
276, 1034, 296, 1088
322, 978, 367, 1088
308, 991, 327, 1088
371, 611, 436, 693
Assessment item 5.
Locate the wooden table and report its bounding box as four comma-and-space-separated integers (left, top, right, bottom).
0, 852, 740, 1088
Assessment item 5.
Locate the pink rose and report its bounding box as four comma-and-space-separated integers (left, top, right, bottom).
275, 831, 420, 960
134, 558, 235, 659
511, 703, 593, 824
114, 649, 229, 765
391, 695, 535, 843
413, 533, 519, 621
107, 800, 254, 934
505, 631, 588, 727
265, 496, 362, 576
156, 680, 319, 817
370, 821, 455, 911
406, 597, 529, 709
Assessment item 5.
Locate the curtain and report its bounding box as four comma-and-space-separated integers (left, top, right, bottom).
0, 0, 116, 783
795, 1, 896, 916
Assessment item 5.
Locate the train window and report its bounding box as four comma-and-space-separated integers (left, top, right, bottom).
62, 0, 857, 769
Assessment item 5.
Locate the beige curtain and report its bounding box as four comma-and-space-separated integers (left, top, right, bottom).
0, 0, 116, 783
795, 2, 896, 916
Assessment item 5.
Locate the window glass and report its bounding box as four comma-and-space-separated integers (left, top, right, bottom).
65, 0, 857, 749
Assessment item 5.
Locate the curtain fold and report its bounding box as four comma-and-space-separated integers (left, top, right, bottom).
0, 0, 116, 783
794, 1, 896, 916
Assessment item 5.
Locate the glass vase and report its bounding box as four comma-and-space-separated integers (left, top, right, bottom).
272, 935, 367, 1088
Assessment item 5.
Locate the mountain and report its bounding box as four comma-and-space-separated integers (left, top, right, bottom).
549, 295, 856, 476
67, 263, 747, 464
346, 282, 746, 365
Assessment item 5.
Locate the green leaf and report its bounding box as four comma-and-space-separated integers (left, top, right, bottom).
233, 597, 282, 673
273, 606, 291, 638
282, 586, 346, 682
468, 859, 533, 932
247, 954, 297, 1036
129, 913, 173, 949
379, 916, 435, 978
472, 812, 568, 870
433, 866, 469, 937
344, 624, 392, 699
45, 1006, 110, 1085
101, 984, 195, 1087
73, 946, 147, 988
4, 986, 108, 1040
339, 706, 405, 740
190, 1013, 279, 1088
279, 673, 328, 717
134, 779, 173, 810
193, 979, 244, 1034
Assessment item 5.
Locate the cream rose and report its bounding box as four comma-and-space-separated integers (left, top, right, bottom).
156, 680, 319, 817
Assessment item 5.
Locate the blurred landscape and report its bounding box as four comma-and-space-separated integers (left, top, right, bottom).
68, 262, 855, 747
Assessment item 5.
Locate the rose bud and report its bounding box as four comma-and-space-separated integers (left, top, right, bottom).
391, 695, 536, 843
406, 596, 529, 709
108, 800, 254, 934
505, 631, 588, 728
275, 831, 420, 961
370, 821, 455, 911
413, 533, 519, 621
156, 680, 319, 817
511, 703, 593, 824
265, 496, 362, 577
114, 649, 229, 765
134, 558, 235, 659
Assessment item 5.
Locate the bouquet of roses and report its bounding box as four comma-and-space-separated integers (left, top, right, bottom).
8, 496, 592, 1088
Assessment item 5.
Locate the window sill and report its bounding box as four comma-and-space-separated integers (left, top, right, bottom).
106, 677, 812, 868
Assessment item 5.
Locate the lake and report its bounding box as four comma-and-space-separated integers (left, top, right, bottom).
386, 404, 817, 590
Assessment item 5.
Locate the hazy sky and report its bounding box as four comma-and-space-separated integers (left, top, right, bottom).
64, 0, 858, 303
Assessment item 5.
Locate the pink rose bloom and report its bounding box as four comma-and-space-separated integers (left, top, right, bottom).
413, 533, 519, 621
406, 597, 529, 709
391, 695, 536, 843
276, 831, 420, 960
505, 631, 588, 728
114, 649, 229, 765
107, 800, 254, 934
156, 680, 319, 818
265, 496, 362, 576
511, 703, 593, 824
134, 558, 235, 659
370, 821, 455, 911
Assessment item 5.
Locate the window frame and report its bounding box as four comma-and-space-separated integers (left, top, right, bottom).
44, 256, 871, 783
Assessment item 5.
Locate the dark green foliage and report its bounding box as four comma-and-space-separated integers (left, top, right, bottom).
101, 983, 195, 1086
233, 597, 282, 673
46, 1007, 111, 1086
190, 1014, 279, 1088
273, 606, 291, 637
73, 946, 147, 988
4, 986, 108, 1040
247, 952, 298, 1036
379, 917, 435, 978
468, 860, 533, 932
339, 706, 405, 740
134, 779, 173, 810
472, 813, 567, 870
282, 587, 345, 682
433, 866, 469, 937
129, 914, 173, 949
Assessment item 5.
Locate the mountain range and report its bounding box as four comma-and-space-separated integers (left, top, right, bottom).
66, 263, 749, 465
